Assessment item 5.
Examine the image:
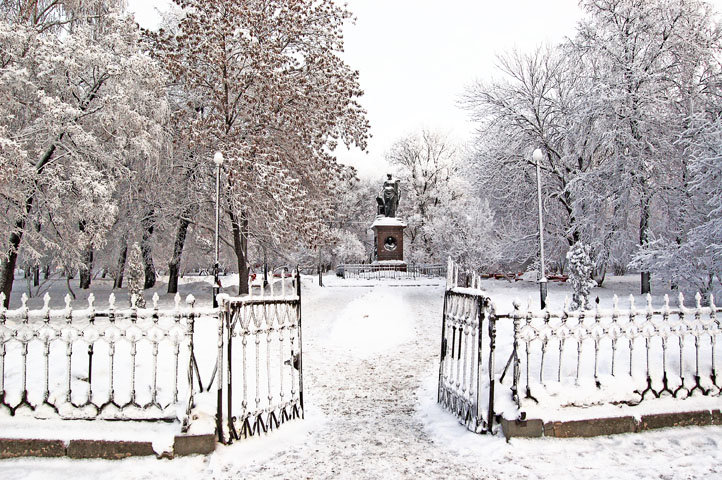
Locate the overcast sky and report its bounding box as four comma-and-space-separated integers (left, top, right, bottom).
128, 0, 722, 179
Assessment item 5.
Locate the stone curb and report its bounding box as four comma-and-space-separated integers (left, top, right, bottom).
502, 410, 720, 440
0, 438, 65, 459
0, 434, 216, 459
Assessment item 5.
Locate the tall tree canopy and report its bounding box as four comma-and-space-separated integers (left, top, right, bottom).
152, 0, 368, 293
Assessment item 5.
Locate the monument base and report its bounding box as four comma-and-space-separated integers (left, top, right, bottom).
371, 216, 406, 264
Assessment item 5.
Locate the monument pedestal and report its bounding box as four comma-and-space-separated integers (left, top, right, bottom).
371, 216, 407, 269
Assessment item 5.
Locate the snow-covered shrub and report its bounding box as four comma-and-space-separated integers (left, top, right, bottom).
127, 243, 146, 308
333, 232, 367, 264
567, 242, 596, 310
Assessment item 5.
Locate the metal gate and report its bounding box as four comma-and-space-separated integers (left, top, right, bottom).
437, 288, 497, 433
216, 272, 304, 443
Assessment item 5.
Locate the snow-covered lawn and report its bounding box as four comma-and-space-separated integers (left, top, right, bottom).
1, 274, 721, 479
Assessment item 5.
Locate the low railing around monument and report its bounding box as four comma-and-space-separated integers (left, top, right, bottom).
340, 264, 445, 280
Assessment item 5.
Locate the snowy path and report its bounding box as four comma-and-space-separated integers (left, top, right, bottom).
215, 284, 475, 479
2, 279, 722, 479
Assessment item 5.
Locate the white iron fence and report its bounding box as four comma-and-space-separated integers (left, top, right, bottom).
509, 292, 722, 411
0, 291, 206, 422
0, 271, 305, 445
438, 259, 722, 433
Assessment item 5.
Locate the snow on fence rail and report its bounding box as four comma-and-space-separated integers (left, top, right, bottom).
438, 259, 722, 434
0, 291, 207, 422
340, 263, 446, 280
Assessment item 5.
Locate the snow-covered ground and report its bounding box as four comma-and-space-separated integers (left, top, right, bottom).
1, 274, 721, 479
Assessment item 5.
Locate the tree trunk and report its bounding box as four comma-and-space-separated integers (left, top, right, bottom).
230, 210, 249, 295
43, 263, 51, 280
167, 214, 191, 294
0, 251, 18, 308
33, 264, 40, 287
141, 211, 156, 289
78, 220, 93, 289
639, 191, 651, 295
79, 247, 94, 289
114, 242, 128, 289
0, 204, 31, 308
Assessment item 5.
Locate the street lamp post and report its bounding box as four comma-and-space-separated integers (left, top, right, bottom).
533, 148, 548, 309
213, 151, 224, 308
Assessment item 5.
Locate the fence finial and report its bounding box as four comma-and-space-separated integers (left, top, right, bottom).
678, 292, 685, 309
109, 293, 116, 309
174, 292, 181, 310
612, 294, 619, 311
695, 292, 702, 309
64, 293, 72, 310
646, 293, 653, 311
21, 293, 28, 309
663, 294, 670, 310
88, 293, 95, 309
711, 294, 716, 310
186, 294, 195, 307
0, 293, 5, 312
629, 294, 635, 312
43, 292, 51, 311
152, 292, 159, 310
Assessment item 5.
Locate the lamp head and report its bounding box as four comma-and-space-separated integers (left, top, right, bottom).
532, 148, 543, 163
213, 151, 224, 166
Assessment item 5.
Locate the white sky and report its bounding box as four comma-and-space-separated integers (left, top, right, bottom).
128, 0, 722, 179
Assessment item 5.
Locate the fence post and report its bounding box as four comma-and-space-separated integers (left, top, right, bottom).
486, 299, 497, 432
184, 294, 196, 431
216, 299, 225, 443
475, 295, 484, 431
296, 267, 304, 417
438, 292, 449, 403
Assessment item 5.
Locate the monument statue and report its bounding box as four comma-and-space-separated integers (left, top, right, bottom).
377, 174, 400, 217
371, 174, 406, 266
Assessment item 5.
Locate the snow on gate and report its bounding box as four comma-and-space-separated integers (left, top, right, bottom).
438, 259, 722, 433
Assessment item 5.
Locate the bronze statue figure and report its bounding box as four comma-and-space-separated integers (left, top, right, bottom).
376, 174, 400, 217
